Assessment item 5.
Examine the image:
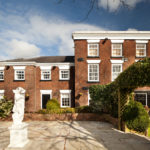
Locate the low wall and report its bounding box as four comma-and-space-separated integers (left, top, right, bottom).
23, 113, 118, 127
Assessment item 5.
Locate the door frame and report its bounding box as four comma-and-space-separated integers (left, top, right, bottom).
40, 90, 52, 109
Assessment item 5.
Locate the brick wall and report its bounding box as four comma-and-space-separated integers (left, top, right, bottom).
74, 39, 150, 107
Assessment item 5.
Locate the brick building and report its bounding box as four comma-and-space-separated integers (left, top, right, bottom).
0, 31, 150, 111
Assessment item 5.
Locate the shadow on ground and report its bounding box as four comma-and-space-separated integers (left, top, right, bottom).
0, 121, 150, 150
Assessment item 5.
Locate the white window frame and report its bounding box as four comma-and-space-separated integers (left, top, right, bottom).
13, 66, 26, 81
0, 90, 5, 99
40, 90, 52, 109
136, 43, 146, 57
88, 43, 99, 57
40, 66, 51, 80
88, 64, 99, 82
60, 90, 71, 108
0, 67, 5, 81
135, 93, 147, 106
111, 64, 122, 81
111, 43, 122, 57
59, 70, 70, 80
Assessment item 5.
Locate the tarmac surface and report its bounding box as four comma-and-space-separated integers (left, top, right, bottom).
0, 121, 150, 150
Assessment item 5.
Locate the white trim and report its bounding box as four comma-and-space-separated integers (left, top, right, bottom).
0, 62, 36, 66
110, 60, 124, 64
37, 63, 74, 67
111, 40, 124, 43
135, 93, 147, 106
87, 39, 100, 43
60, 90, 71, 94
58, 65, 70, 69
59, 69, 70, 80
40, 66, 52, 70
40, 90, 52, 109
0, 67, 5, 70
72, 31, 150, 40
87, 60, 101, 64
13, 66, 26, 70
0, 90, 5, 94
111, 64, 122, 81
136, 40, 148, 43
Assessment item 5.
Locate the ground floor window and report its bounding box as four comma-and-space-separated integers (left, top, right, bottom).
0, 90, 4, 99
60, 90, 71, 107
134, 92, 150, 107
40, 90, 52, 109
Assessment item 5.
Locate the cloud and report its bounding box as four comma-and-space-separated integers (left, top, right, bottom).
0, 11, 106, 60
98, 0, 143, 12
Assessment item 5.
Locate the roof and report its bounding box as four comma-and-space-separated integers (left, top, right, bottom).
1, 56, 75, 63
72, 31, 150, 40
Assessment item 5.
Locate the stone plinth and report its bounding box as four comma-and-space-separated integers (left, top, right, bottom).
8, 123, 29, 148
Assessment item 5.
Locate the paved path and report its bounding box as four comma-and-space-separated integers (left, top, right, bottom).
0, 121, 150, 150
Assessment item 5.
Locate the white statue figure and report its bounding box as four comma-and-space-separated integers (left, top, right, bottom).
12, 87, 26, 126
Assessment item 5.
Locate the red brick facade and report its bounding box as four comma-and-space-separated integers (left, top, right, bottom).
1, 31, 150, 111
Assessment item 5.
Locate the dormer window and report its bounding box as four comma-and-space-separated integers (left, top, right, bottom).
87, 40, 100, 57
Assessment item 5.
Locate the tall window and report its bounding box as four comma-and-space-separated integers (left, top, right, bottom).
41, 70, 51, 80
88, 64, 99, 82
60, 90, 71, 107
112, 43, 122, 57
112, 64, 122, 81
15, 70, 25, 80
88, 43, 99, 57
136, 43, 146, 57
0, 71, 4, 80
60, 70, 70, 80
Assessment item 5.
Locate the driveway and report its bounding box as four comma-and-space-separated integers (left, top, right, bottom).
0, 121, 150, 150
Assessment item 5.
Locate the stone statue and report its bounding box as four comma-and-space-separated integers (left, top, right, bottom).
12, 87, 26, 126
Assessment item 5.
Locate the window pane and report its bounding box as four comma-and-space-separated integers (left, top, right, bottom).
112, 44, 122, 56
88, 64, 99, 81
112, 65, 122, 81
136, 44, 146, 57
135, 93, 147, 106
16, 70, 24, 80
88, 44, 98, 56
61, 93, 70, 107
60, 70, 69, 79
41, 70, 51, 80
0, 71, 4, 80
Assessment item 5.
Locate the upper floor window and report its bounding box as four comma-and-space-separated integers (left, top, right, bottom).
112, 64, 122, 81
112, 43, 122, 57
40, 66, 51, 80
136, 43, 146, 57
13, 66, 26, 80
41, 70, 51, 80
0, 67, 4, 81
60, 90, 71, 107
60, 70, 70, 80
88, 43, 99, 57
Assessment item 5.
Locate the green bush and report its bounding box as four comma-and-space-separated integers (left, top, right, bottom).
0, 97, 13, 118
46, 98, 60, 110
122, 100, 150, 132
75, 106, 94, 113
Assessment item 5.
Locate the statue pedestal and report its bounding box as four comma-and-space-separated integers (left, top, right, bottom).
8, 123, 29, 148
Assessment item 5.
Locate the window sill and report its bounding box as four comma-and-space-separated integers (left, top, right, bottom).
40, 80, 52, 81
87, 81, 100, 83
135, 56, 146, 58
13, 80, 25, 82
111, 56, 123, 58
0, 80, 4, 82
87, 56, 100, 58
59, 79, 70, 81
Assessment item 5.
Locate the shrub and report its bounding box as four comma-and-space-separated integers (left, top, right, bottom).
122, 100, 150, 132
0, 97, 13, 118
46, 98, 60, 110
75, 106, 94, 113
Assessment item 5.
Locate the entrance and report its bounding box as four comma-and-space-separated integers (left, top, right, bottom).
42, 94, 50, 109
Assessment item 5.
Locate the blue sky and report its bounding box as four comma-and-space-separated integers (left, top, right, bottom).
0, 0, 150, 60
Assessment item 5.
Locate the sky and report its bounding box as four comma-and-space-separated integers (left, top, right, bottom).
0, 0, 150, 60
